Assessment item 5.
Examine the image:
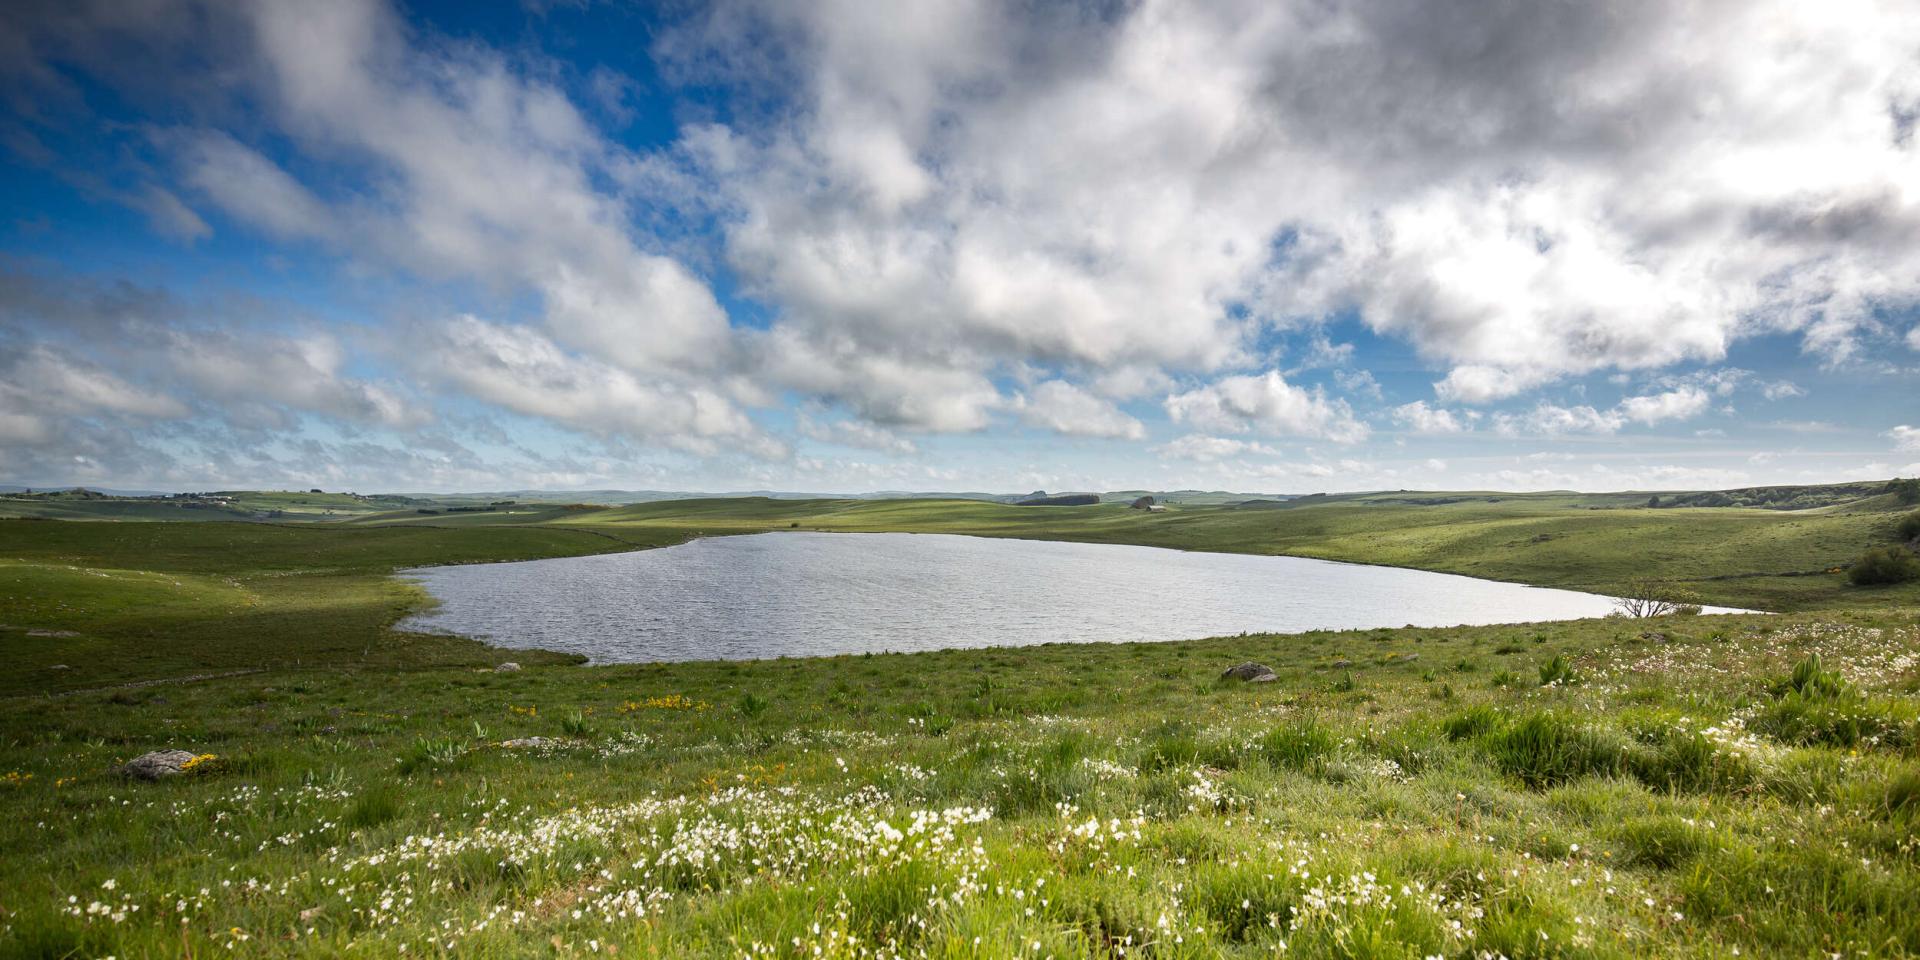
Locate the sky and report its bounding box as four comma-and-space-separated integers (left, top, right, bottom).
1, 0, 1918, 496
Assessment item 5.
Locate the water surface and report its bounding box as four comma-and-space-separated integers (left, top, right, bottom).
400, 532, 1732, 662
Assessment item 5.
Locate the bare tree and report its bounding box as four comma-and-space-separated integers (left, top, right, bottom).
1612, 578, 1704, 617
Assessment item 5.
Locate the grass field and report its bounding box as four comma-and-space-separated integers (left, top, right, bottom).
2, 490, 1919, 957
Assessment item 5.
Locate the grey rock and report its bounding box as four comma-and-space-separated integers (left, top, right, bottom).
121, 749, 197, 780
500, 737, 555, 749
495, 662, 522, 673
1332, 659, 1355, 668
1221, 662, 1278, 682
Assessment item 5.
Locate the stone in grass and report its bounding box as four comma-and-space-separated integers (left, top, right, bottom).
1221, 662, 1278, 683
495, 662, 522, 673
500, 737, 555, 749
121, 749, 198, 781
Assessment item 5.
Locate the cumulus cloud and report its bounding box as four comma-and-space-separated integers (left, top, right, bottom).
1390, 401, 1470, 435
1013, 381, 1145, 440
1165, 371, 1368, 443
1154, 435, 1281, 462
1617, 387, 1712, 426
0, 345, 186, 445
171, 2, 735, 377
156, 328, 423, 430
1496, 387, 1714, 436
797, 413, 918, 455
1891, 425, 1920, 453
660, 0, 1920, 413
424, 315, 785, 459
1762, 381, 1807, 401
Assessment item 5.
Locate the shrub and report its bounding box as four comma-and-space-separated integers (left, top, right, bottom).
1538, 654, 1578, 687
560, 709, 597, 738
1885, 769, 1920, 821
1442, 705, 1501, 741
1896, 510, 1920, 543
1485, 712, 1623, 788
1628, 729, 1754, 794
1609, 815, 1704, 869
1848, 546, 1920, 586
1771, 653, 1851, 700
345, 781, 403, 829
396, 737, 468, 775
1257, 715, 1335, 770
1136, 722, 1200, 773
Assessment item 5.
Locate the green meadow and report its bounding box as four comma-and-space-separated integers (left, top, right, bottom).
2, 487, 1919, 957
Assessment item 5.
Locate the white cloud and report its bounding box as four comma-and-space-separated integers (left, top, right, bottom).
797, 413, 917, 455
1014, 381, 1145, 440
1154, 435, 1280, 461
1390, 400, 1470, 435
0, 346, 185, 445
665, 0, 1920, 412
425, 315, 785, 459
1907, 326, 1920, 352
1165, 371, 1368, 443
1890, 425, 1920, 452
157, 328, 423, 429
1496, 403, 1624, 437
1496, 386, 1713, 436
178, 3, 735, 378
1617, 387, 1712, 426
1762, 381, 1807, 400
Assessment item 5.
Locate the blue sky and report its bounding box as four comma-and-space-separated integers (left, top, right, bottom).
1, 0, 1917, 495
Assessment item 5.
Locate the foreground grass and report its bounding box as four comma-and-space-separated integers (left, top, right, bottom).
3, 608, 1920, 957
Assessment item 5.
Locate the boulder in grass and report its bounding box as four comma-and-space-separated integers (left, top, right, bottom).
500, 737, 555, 749
1221, 662, 1278, 683
495, 662, 522, 673
121, 749, 197, 780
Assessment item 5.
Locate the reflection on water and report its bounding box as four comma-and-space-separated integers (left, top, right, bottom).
400, 531, 1732, 662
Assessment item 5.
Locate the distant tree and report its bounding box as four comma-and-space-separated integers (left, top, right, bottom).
1612, 578, 1705, 617
1885, 478, 1920, 505
1647, 495, 1661, 508
1849, 546, 1920, 586
1899, 511, 1920, 543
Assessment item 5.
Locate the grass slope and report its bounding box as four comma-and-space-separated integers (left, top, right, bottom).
3, 609, 1919, 957
0, 521, 671, 695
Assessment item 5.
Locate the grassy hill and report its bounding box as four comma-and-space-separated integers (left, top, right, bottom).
3, 485, 1919, 956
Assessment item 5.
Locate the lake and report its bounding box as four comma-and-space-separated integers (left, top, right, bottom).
399, 531, 1735, 662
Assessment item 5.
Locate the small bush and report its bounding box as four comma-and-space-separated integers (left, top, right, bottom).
1257, 715, 1335, 771
560, 709, 597, 738
345, 781, 403, 829
1137, 723, 1201, 773
1848, 546, 1920, 586
1884, 769, 1920, 821
1538, 654, 1578, 686
396, 737, 468, 775
1772, 653, 1851, 700
1442, 705, 1501, 742
737, 693, 769, 718
1609, 815, 1704, 869
1486, 712, 1623, 788
1897, 510, 1920, 542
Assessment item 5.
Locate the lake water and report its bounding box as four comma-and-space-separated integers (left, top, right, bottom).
399, 531, 1735, 662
